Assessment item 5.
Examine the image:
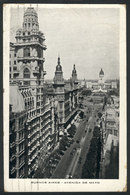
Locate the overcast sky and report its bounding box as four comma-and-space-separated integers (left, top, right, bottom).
10, 6, 120, 80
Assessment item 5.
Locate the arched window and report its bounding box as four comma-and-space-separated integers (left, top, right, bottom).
24, 47, 30, 57
23, 68, 30, 78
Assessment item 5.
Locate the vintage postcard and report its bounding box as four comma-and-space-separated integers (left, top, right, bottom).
3, 4, 126, 192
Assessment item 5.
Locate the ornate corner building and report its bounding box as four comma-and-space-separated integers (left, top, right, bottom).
9, 7, 80, 178
52, 58, 79, 135
9, 7, 55, 178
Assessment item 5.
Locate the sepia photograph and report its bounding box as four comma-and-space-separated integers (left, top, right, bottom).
3, 4, 126, 192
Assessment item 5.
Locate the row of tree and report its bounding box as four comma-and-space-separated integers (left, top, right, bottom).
59, 135, 69, 151
81, 126, 102, 178
59, 124, 77, 151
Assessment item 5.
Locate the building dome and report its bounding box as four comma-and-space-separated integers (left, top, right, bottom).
23, 7, 39, 32
56, 64, 62, 71
24, 7, 37, 17
99, 68, 104, 76
56, 57, 62, 71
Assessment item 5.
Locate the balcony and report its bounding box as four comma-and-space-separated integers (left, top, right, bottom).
11, 167, 16, 174
10, 142, 15, 148
28, 136, 38, 146
16, 161, 25, 170
15, 148, 25, 157
14, 41, 47, 50
13, 69, 19, 74
19, 173, 25, 178
10, 155, 16, 162
15, 137, 25, 145
27, 115, 37, 123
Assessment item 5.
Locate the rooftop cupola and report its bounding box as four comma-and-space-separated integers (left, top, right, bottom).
53, 56, 64, 86
23, 7, 39, 32
56, 56, 62, 71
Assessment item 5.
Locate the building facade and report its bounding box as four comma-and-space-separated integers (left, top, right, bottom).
9, 7, 81, 178
9, 84, 27, 178
9, 7, 55, 178
52, 58, 79, 136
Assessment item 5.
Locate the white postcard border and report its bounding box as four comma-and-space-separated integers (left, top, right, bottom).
3, 4, 127, 192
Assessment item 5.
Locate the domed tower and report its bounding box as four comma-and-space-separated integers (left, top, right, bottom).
53, 56, 65, 92
23, 7, 39, 32
99, 68, 104, 79
99, 68, 104, 87
53, 57, 65, 129
72, 64, 78, 89
14, 7, 47, 86
72, 64, 77, 80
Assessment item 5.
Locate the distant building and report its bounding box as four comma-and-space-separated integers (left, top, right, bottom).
47, 58, 80, 136
86, 68, 118, 92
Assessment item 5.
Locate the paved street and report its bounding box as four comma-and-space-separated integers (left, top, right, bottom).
51, 99, 103, 179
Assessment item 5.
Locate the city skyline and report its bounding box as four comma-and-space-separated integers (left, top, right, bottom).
10, 6, 120, 80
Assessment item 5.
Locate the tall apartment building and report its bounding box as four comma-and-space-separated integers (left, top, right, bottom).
9, 7, 55, 178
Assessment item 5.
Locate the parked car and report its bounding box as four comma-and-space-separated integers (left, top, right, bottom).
66, 143, 71, 147
78, 157, 82, 164
70, 148, 76, 155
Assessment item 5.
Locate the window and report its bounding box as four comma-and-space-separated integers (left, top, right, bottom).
9, 61, 11, 65
10, 67, 11, 71
114, 130, 117, 136
13, 67, 17, 71
14, 53, 16, 57
14, 61, 16, 65
24, 47, 30, 57
25, 102, 27, 109
28, 32, 30, 35
10, 54, 11, 58
23, 68, 30, 78
13, 73, 17, 78
37, 47, 43, 58
28, 23, 30, 27
59, 103, 62, 109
